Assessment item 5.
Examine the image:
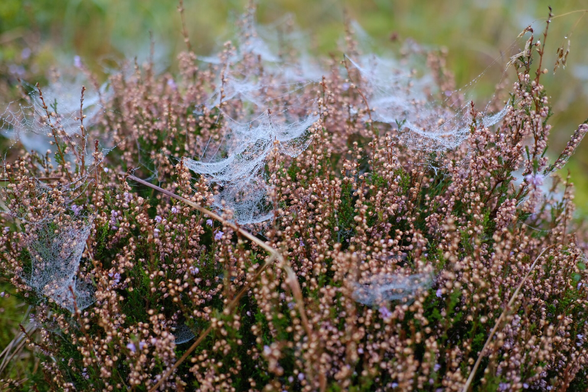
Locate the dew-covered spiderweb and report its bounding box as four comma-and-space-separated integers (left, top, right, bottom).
352, 272, 433, 306
184, 111, 318, 224
345, 21, 511, 153
0, 69, 110, 157
23, 218, 94, 313
185, 11, 320, 224
185, 10, 520, 223
173, 323, 196, 345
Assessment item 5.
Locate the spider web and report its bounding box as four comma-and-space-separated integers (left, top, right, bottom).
186, 12, 320, 225
23, 218, 94, 313
352, 272, 433, 306
1, 71, 110, 157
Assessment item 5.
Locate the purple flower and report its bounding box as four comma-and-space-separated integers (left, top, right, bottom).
206, 219, 213, 226
189, 266, 199, 275
139, 341, 146, 350
110, 211, 119, 230
0, 292, 4, 298
108, 272, 121, 285
126, 342, 136, 353
74, 55, 82, 69
298, 373, 305, 381
436, 288, 442, 298
215, 231, 224, 241
71, 204, 82, 216
379, 305, 392, 319
525, 173, 544, 187
167, 78, 177, 90
154, 228, 160, 238
434, 363, 441, 372
171, 206, 178, 214
21, 48, 31, 60
123, 192, 132, 202
155, 215, 162, 224
8, 65, 25, 77
263, 345, 271, 355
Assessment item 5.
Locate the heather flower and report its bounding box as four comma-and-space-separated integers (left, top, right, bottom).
108, 272, 120, 285
263, 345, 271, 355
378, 305, 392, 319
126, 342, 136, 353
70, 204, 82, 216
214, 231, 224, 241
525, 172, 544, 187
189, 266, 199, 275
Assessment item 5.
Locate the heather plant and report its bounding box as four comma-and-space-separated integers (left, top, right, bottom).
1, 5, 588, 392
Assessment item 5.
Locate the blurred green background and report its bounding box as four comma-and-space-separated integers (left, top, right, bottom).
1, 0, 587, 205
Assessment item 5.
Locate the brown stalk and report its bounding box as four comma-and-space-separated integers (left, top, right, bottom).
79, 86, 87, 177
122, 173, 313, 392
177, 0, 193, 53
